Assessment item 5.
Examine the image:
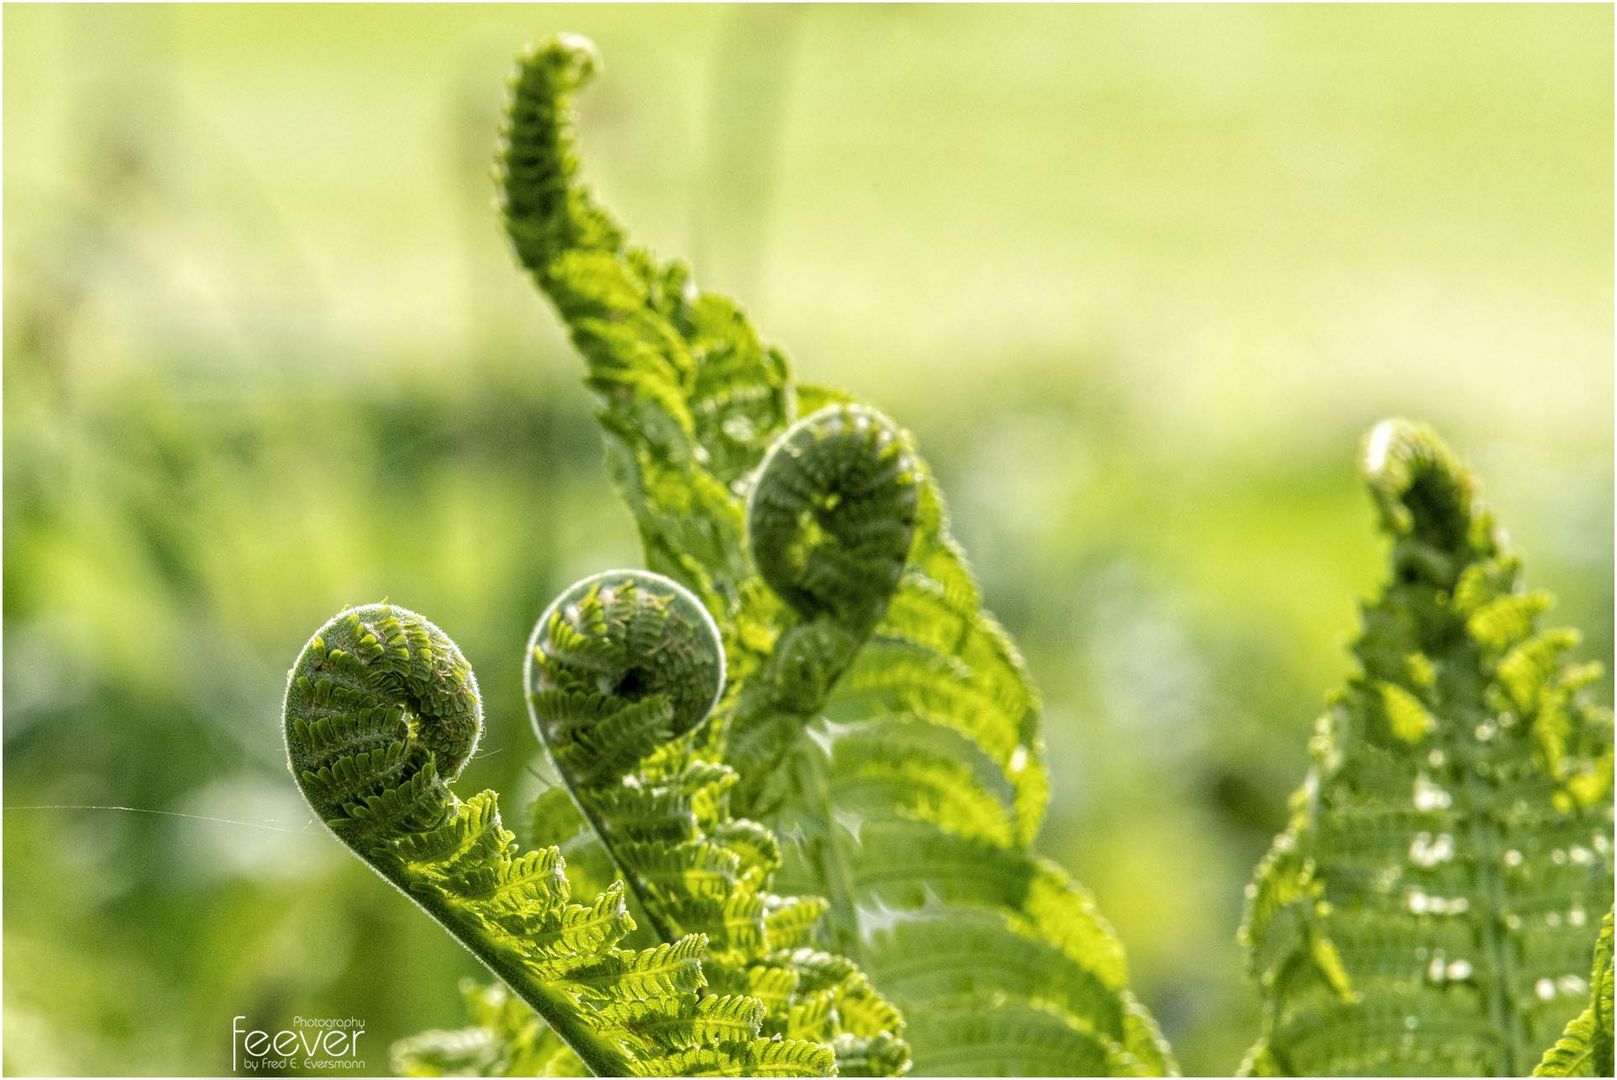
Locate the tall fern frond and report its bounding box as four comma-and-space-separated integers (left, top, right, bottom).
497, 33, 1173, 1077
285, 604, 833, 1077
1240, 420, 1615, 1077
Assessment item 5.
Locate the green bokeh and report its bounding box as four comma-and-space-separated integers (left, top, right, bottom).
5, 4, 1610, 1075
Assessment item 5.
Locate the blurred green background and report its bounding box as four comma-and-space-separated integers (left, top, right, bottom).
4, 4, 1611, 1075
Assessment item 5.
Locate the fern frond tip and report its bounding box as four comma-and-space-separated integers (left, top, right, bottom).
1360, 418, 1492, 566
528, 570, 727, 784
499, 32, 623, 275
284, 602, 484, 821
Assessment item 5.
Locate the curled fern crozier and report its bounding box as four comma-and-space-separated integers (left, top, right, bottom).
527, 570, 912, 1077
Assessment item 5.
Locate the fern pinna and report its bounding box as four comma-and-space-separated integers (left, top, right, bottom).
1534, 909, 1613, 1077
495, 33, 1175, 1077
285, 600, 858, 1077
1241, 420, 1615, 1076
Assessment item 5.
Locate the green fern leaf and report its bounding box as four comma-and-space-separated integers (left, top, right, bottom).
1534, 908, 1614, 1077
392, 980, 583, 1077
496, 32, 1172, 1077
1241, 420, 1615, 1076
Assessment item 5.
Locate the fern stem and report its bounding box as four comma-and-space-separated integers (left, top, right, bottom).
364, 860, 628, 1077
1459, 732, 1524, 1075
789, 734, 867, 967
558, 759, 682, 946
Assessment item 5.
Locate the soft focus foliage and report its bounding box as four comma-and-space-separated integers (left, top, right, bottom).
4, 5, 1611, 1075
1241, 421, 1614, 1075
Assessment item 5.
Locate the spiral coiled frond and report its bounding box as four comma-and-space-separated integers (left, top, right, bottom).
529, 572, 726, 789
722, 405, 920, 791
1241, 421, 1614, 1076
286, 604, 481, 834
527, 570, 912, 1077
748, 404, 919, 636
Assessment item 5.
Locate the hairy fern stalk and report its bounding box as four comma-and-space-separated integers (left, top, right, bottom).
1241, 420, 1615, 1077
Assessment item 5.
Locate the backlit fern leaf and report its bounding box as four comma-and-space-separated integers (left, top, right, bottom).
1240, 420, 1615, 1076
394, 980, 582, 1077
497, 33, 1172, 1077
1533, 907, 1613, 1077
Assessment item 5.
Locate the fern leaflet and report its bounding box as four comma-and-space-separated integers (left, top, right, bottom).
1533, 908, 1614, 1077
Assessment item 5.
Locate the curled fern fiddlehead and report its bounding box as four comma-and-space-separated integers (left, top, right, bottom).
528, 571, 726, 791
747, 403, 919, 638
286, 605, 627, 1076
1241, 420, 1615, 1077
724, 404, 920, 789
286, 604, 482, 828
527, 570, 911, 1076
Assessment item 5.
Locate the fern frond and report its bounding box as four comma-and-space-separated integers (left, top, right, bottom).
1534, 908, 1614, 1077
904, 999, 1146, 1078
1241, 420, 1615, 1076
497, 32, 1168, 1076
